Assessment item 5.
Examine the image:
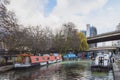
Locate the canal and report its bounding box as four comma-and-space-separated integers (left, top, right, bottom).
0, 61, 114, 80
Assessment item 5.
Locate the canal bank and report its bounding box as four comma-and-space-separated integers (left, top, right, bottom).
112, 60, 120, 80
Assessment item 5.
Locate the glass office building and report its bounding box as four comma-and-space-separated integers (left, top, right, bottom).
86, 24, 97, 48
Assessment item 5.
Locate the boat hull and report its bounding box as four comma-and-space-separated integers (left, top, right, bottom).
40, 62, 47, 66
57, 59, 62, 62
14, 63, 31, 68
91, 65, 112, 72
48, 60, 56, 64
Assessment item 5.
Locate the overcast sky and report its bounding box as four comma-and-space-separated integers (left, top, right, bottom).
7, 0, 120, 34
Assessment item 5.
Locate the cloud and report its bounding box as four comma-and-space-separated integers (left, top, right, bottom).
7, 0, 49, 26
84, 6, 120, 34
7, 0, 120, 47
8, 0, 119, 33
50, 0, 109, 30
52, 0, 108, 16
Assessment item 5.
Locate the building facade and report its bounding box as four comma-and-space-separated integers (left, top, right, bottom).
115, 23, 120, 47
82, 24, 97, 48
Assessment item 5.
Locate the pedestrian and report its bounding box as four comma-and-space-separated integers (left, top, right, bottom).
99, 57, 102, 65
112, 57, 115, 63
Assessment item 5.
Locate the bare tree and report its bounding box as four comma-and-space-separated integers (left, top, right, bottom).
0, 0, 19, 50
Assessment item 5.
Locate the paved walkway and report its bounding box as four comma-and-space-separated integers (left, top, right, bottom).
112, 56, 120, 80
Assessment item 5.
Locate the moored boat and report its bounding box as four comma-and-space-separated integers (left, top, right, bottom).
14, 54, 34, 68
0, 65, 14, 72
91, 53, 112, 71
0, 55, 16, 72
39, 55, 48, 66
55, 54, 62, 62
14, 53, 62, 68
48, 55, 56, 64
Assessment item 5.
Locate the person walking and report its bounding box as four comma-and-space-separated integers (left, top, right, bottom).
111, 56, 115, 63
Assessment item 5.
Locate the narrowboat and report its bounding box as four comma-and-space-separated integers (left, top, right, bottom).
14, 53, 62, 68
55, 54, 62, 62
0, 55, 15, 72
39, 55, 49, 66
48, 53, 62, 64
14, 54, 34, 68
48, 55, 56, 64
0, 65, 14, 72
91, 53, 112, 71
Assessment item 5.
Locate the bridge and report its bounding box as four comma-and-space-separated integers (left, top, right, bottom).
88, 46, 117, 51
87, 30, 120, 80
87, 31, 120, 44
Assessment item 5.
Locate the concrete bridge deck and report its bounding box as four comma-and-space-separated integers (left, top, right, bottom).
87, 31, 120, 44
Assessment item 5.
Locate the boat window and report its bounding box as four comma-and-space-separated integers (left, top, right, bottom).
36, 58, 39, 61
48, 57, 49, 60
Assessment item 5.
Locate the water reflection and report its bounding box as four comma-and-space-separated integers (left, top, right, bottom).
0, 61, 113, 80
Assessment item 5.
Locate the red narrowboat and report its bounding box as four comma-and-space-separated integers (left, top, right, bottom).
14, 53, 62, 68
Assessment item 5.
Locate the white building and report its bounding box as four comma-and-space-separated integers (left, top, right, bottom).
86, 24, 97, 48
116, 23, 120, 47
112, 23, 120, 47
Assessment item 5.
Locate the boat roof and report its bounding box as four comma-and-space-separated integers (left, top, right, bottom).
18, 54, 32, 57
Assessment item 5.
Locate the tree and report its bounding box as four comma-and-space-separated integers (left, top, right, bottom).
52, 30, 65, 52
0, 0, 88, 54
51, 22, 89, 53
77, 32, 89, 51
0, 0, 20, 50
62, 22, 79, 52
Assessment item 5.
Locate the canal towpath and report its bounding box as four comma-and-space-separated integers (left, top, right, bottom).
112, 56, 120, 80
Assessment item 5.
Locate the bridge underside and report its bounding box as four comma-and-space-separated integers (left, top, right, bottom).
88, 47, 116, 51
87, 32, 120, 44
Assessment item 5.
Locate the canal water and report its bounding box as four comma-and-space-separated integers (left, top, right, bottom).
0, 61, 114, 80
